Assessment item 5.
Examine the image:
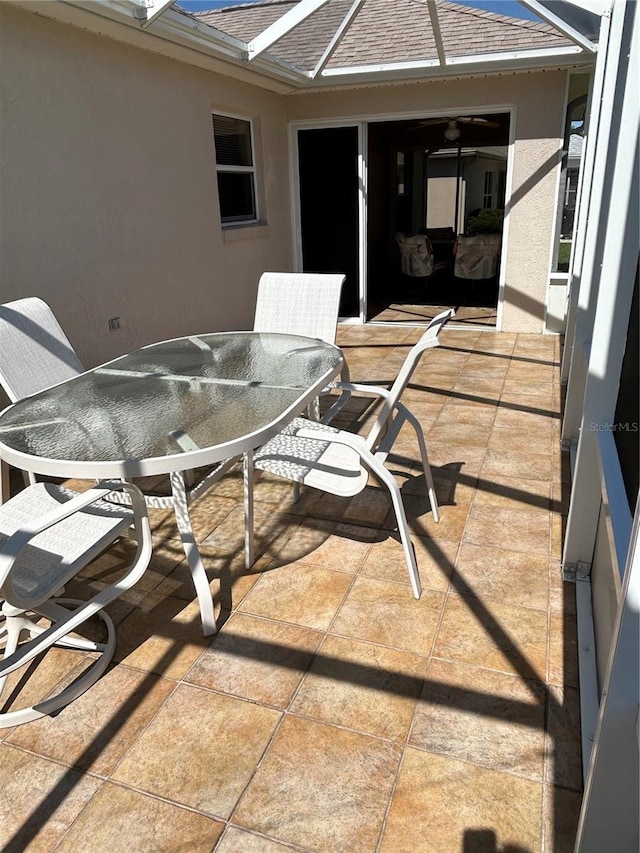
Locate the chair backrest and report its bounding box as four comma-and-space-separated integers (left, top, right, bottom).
365, 308, 454, 450
0, 297, 85, 402
253, 272, 345, 344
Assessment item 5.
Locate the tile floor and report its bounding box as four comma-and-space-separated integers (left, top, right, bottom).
0, 324, 581, 852
370, 304, 497, 327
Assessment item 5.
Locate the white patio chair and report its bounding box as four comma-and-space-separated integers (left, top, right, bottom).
0, 479, 152, 727
253, 271, 345, 343
233, 271, 346, 565
253, 308, 454, 598
0, 297, 86, 488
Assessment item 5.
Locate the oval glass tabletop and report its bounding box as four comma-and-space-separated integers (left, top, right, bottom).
0, 332, 343, 478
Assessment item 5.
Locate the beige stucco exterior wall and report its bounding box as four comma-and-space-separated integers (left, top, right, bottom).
0, 4, 293, 368
285, 73, 568, 332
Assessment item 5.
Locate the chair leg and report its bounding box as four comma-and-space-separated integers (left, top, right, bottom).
404, 408, 440, 523
365, 456, 422, 599
0, 607, 116, 728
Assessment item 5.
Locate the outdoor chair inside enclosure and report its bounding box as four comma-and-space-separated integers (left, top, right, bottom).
254, 308, 455, 598
0, 480, 152, 727
253, 271, 345, 344
0, 297, 86, 486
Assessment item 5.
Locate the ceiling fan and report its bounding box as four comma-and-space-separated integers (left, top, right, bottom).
411, 116, 501, 140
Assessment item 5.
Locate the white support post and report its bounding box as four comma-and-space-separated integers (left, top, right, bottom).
575, 503, 640, 851
562, 0, 639, 573
560, 28, 606, 384
561, 4, 616, 439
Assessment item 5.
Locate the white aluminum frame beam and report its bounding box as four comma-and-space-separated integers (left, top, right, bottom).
311, 0, 365, 78
519, 0, 598, 52
563, 0, 639, 572
544, 0, 610, 15
319, 43, 586, 79
129, 0, 174, 28
427, 0, 446, 67
247, 0, 332, 62
561, 12, 611, 390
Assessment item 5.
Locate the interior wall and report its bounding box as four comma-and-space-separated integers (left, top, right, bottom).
0, 4, 293, 368
286, 72, 570, 332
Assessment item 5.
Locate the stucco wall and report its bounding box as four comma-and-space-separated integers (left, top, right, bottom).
0, 4, 293, 367
285, 73, 567, 332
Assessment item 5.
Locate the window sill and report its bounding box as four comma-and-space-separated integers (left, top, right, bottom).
222, 222, 270, 243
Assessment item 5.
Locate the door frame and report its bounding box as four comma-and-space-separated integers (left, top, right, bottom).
289, 119, 367, 322
289, 105, 516, 329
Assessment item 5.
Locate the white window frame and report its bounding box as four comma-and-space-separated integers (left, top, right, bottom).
212, 111, 259, 227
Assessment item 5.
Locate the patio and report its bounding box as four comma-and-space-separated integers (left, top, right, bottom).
0, 322, 580, 852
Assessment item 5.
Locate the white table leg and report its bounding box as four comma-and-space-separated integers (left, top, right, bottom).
0, 459, 10, 505
170, 470, 217, 636
243, 450, 255, 570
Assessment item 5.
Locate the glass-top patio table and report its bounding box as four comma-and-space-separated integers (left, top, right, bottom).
0, 331, 344, 635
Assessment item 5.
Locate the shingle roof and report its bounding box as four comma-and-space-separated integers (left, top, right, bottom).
192, 0, 572, 71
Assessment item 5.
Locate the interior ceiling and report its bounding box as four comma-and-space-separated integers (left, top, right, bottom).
378, 113, 511, 150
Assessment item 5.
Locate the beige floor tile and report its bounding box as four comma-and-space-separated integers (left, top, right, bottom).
0, 643, 100, 726
545, 685, 583, 791
542, 785, 582, 853
269, 518, 373, 572
403, 496, 472, 542
216, 826, 297, 852
113, 684, 281, 818
473, 472, 551, 514
434, 402, 497, 429
488, 424, 554, 456
453, 543, 549, 611
331, 576, 445, 654
426, 442, 488, 477
434, 595, 548, 680
114, 595, 210, 679
411, 659, 545, 781
551, 512, 565, 558
427, 419, 493, 447
55, 782, 224, 852
503, 378, 556, 397
379, 749, 543, 853
548, 559, 577, 615
151, 494, 237, 542
291, 634, 427, 741
186, 612, 322, 708
152, 544, 258, 609
361, 536, 458, 592
7, 666, 175, 776
79, 536, 181, 594
341, 486, 393, 527
548, 611, 579, 688
481, 447, 553, 481
492, 411, 559, 437
464, 505, 551, 556
238, 563, 352, 631
233, 715, 401, 853
0, 744, 102, 853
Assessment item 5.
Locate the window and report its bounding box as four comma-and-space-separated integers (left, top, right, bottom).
483, 171, 494, 208
396, 152, 407, 195
212, 113, 257, 225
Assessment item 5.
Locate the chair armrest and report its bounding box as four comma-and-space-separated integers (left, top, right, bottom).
335, 382, 392, 400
